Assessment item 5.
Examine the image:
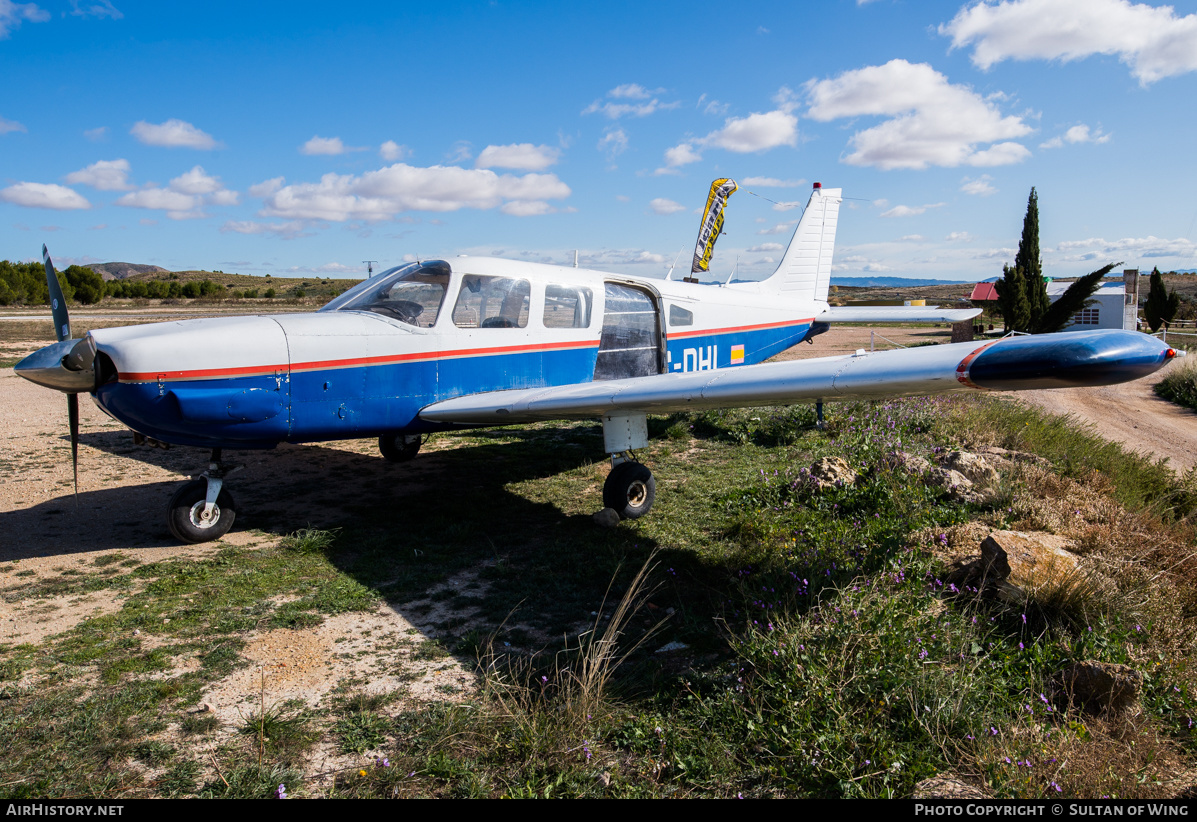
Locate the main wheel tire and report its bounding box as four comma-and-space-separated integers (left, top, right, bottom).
167, 479, 237, 544
603, 461, 656, 520
379, 433, 422, 462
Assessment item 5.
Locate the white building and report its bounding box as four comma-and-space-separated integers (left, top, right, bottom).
1046, 271, 1139, 331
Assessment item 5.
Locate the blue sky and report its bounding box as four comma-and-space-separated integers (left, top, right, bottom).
2, 0, 1196, 283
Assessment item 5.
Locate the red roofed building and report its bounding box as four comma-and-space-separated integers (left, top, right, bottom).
969, 282, 999, 302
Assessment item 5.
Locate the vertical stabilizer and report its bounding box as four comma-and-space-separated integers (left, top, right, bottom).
760, 183, 841, 301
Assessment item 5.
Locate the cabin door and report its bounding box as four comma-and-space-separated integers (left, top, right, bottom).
594, 282, 663, 381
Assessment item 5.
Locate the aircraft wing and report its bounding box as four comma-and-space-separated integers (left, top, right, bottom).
816, 306, 981, 323
420, 329, 1174, 425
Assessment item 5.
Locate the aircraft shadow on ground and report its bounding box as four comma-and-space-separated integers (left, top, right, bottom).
7, 427, 677, 666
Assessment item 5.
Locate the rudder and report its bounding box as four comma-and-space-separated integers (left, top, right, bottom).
761, 183, 841, 302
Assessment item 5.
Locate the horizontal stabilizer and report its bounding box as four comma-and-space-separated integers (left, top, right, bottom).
420, 330, 1173, 425
817, 306, 981, 323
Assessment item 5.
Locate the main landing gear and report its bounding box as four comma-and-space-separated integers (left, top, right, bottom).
378, 433, 422, 462
600, 412, 656, 521
167, 448, 240, 544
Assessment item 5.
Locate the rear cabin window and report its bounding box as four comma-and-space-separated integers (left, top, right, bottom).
543, 285, 593, 329
668, 304, 694, 327
453, 275, 530, 328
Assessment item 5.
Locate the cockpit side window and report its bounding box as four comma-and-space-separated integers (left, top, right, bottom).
322, 262, 449, 327
543, 284, 593, 329
453, 275, 530, 328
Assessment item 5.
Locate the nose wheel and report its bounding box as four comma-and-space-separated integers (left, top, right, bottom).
167, 448, 240, 544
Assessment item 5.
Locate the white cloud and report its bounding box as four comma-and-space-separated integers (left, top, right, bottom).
609, 83, 661, 99
660, 142, 703, 170
772, 201, 803, 212
742, 176, 805, 187
880, 202, 946, 218
940, 0, 1197, 85
114, 165, 237, 218
804, 59, 1032, 169
258, 163, 571, 222
946, 231, 973, 242
960, 174, 997, 196
899, 234, 926, 242
446, 141, 472, 163
65, 158, 133, 191
379, 140, 406, 161
649, 198, 687, 215
659, 103, 800, 172
0, 115, 25, 134
974, 247, 1017, 259
705, 110, 799, 153
1055, 235, 1197, 261
83, 126, 107, 141
747, 242, 784, 252
579, 249, 668, 267
70, 0, 121, 19
169, 165, 225, 195
598, 127, 628, 160
0, 0, 49, 38
301, 136, 349, 156
699, 96, 732, 117
249, 177, 284, 197
583, 85, 679, 119
475, 143, 561, 171
131, 119, 219, 149
500, 200, 556, 217
220, 220, 313, 239
0, 182, 89, 210
115, 188, 200, 217
757, 221, 798, 235
1040, 124, 1111, 149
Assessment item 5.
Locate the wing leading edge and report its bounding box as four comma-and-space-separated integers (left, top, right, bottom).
420, 329, 1175, 425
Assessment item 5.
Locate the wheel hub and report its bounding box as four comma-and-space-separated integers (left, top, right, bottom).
188, 501, 221, 529
627, 480, 647, 506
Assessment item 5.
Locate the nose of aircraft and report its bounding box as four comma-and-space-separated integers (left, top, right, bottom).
15, 334, 98, 393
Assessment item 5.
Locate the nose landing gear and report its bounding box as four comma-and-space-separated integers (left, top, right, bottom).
167, 448, 240, 544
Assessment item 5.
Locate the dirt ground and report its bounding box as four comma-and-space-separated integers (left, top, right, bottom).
2, 320, 1193, 759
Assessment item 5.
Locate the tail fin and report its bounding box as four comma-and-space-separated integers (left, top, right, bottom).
760, 183, 841, 301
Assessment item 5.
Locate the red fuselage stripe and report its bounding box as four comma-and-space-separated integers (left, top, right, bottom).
120, 338, 599, 382
118, 318, 814, 382
667, 318, 814, 340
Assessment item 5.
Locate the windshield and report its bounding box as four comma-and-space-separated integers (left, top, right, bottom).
321, 261, 451, 327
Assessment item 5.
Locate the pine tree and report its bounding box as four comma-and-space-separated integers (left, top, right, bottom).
1015, 187, 1050, 329
1144, 266, 1181, 332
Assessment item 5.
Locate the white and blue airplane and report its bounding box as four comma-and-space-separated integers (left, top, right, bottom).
16, 183, 1178, 543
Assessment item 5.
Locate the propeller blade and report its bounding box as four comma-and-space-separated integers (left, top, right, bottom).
68, 392, 79, 501
43, 244, 71, 343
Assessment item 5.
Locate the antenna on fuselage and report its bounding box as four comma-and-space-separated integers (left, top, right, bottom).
363, 260, 378, 278
725, 255, 740, 286
665, 248, 684, 281
573, 250, 578, 268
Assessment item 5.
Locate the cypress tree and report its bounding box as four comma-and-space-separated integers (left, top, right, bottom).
995, 263, 1031, 332
1015, 187, 1050, 329
1144, 266, 1181, 332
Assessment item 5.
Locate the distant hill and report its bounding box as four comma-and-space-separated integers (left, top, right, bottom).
89, 262, 171, 281
830, 276, 996, 288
